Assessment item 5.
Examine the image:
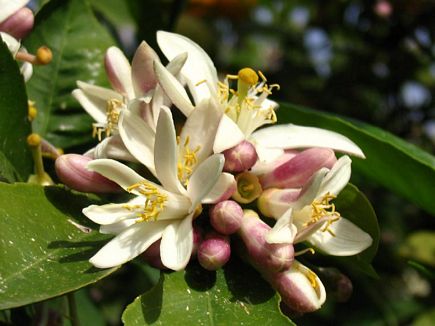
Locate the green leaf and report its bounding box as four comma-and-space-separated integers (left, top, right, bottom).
89, 0, 136, 26
399, 231, 435, 268
0, 38, 33, 182
413, 309, 435, 326
24, 0, 116, 149
0, 182, 117, 309
278, 102, 435, 215
333, 184, 380, 278
122, 260, 293, 325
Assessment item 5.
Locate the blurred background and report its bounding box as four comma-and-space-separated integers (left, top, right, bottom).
27, 0, 435, 325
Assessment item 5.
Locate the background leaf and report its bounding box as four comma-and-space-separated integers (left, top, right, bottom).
122, 260, 293, 325
0, 182, 117, 309
24, 0, 116, 149
277, 102, 435, 215
399, 231, 435, 268
0, 38, 32, 182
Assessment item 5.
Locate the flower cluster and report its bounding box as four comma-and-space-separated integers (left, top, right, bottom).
56, 31, 373, 314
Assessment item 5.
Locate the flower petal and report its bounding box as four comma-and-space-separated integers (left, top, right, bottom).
293, 168, 329, 210
119, 102, 156, 175
187, 154, 224, 210
154, 60, 194, 116
309, 217, 373, 256
131, 41, 159, 96
157, 30, 218, 104
105, 46, 135, 99
160, 214, 194, 271
100, 218, 136, 234
0, 0, 29, 22
266, 208, 297, 244
213, 115, 246, 153
155, 106, 186, 194
83, 198, 142, 225
89, 220, 169, 268
318, 155, 352, 196
250, 124, 365, 158
201, 172, 236, 204
91, 135, 137, 162
86, 159, 144, 190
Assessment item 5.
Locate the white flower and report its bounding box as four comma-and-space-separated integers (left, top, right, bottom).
0, 0, 29, 23
72, 41, 187, 159
265, 156, 373, 256
83, 107, 230, 270
0, 31, 32, 81
154, 31, 279, 153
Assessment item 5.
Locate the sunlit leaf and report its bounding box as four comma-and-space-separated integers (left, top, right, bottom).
400, 231, 435, 268
0, 182, 117, 309
24, 0, 116, 149
278, 102, 435, 215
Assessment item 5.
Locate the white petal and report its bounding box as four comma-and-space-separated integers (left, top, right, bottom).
83, 199, 142, 225
187, 154, 224, 211
319, 156, 352, 196
131, 41, 159, 96
20, 61, 32, 82
202, 172, 235, 204
91, 135, 137, 162
160, 214, 193, 271
309, 217, 373, 256
155, 106, 186, 194
105, 46, 135, 99
213, 115, 246, 153
76, 80, 122, 101
250, 124, 365, 158
100, 219, 136, 234
1, 32, 20, 55
157, 31, 218, 104
72, 89, 107, 123
0, 0, 29, 22
86, 159, 144, 190
266, 208, 297, 244
293, 168, 329, 210
179, 99, 222, 164
89, 220, 169, 268
154, 60, 194, 116
119, 103, 156, 175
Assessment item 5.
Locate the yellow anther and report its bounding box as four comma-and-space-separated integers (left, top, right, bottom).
177, 136, 201, 186
28, 101, 37, 121
126, 181, 167, 222
36, 46, 52, 65
295, 247, 316, 256
305, 192, 341, 236
27, 133, 41, 147
195, 79, 207, 86
238, 68, 259, 85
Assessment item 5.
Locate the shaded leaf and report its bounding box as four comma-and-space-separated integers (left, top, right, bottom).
0, 182, 117, 309
400, 231, 435, 268
0, 38, 32, 182
278, 102, 435, 215
24, 0, 116, 149
122, 260, 293, 325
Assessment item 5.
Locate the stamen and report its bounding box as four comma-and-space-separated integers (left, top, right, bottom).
195, 79, 207, 86
28, 101, 37, 121
15, 46, 52, 65
238, 68, 259, 86
304, 193, 341, 236
295, 248, 316, 256
125, 181, 167, 222
177, 136, 201, 186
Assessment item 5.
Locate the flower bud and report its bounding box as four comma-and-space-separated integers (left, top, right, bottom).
237, 210, 294, 274
191, 225, 203, 257
232, 172, 262, 204
223, 140, 258, 172
273, 261, 326, 313
259, 148, 337, 189
258, 188, 301, 218
0, 8, 34, 39
210, 200, 243, 235
197, 232, 231, 271
317, 267, 353, 302
55, 154, 120, 193
141, 239, 166, 270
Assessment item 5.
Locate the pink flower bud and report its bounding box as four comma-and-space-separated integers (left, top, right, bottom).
223, 140, 258, 172
0, 8, 34, 39
237, 210, 294, 274
273, 261, 326, 313
191, 225, 203, 258
197, 232, 231, 271
257, 188, 301, 218
55, 154, 120, 193
141, 239, 166, 270
210, 200, 243, 235
259, 148, 336, 189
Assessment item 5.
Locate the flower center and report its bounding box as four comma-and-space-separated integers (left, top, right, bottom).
92, 99, 124, 141
177, 136, 200, 186
232, 172, 263, 204
305, 192, 341, 236
124, 181, 167, 222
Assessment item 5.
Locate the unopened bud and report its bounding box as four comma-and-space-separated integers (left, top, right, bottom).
258, 188, 301, 219
237, 210, 294, 274
273, 261, 326, 313
259, 148, 337, 189
0, 8, 34, 39
317, 267, 353, 302
197, 232, 231, 271
191, 225, 203, 257
55, 154, 120, 193
210, 200, 243, 235
232, 172, 262, 204
36, 46, 52, 65
223, 140, 258, 172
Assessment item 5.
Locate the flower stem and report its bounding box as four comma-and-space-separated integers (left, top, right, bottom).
67, 292, 80, 326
